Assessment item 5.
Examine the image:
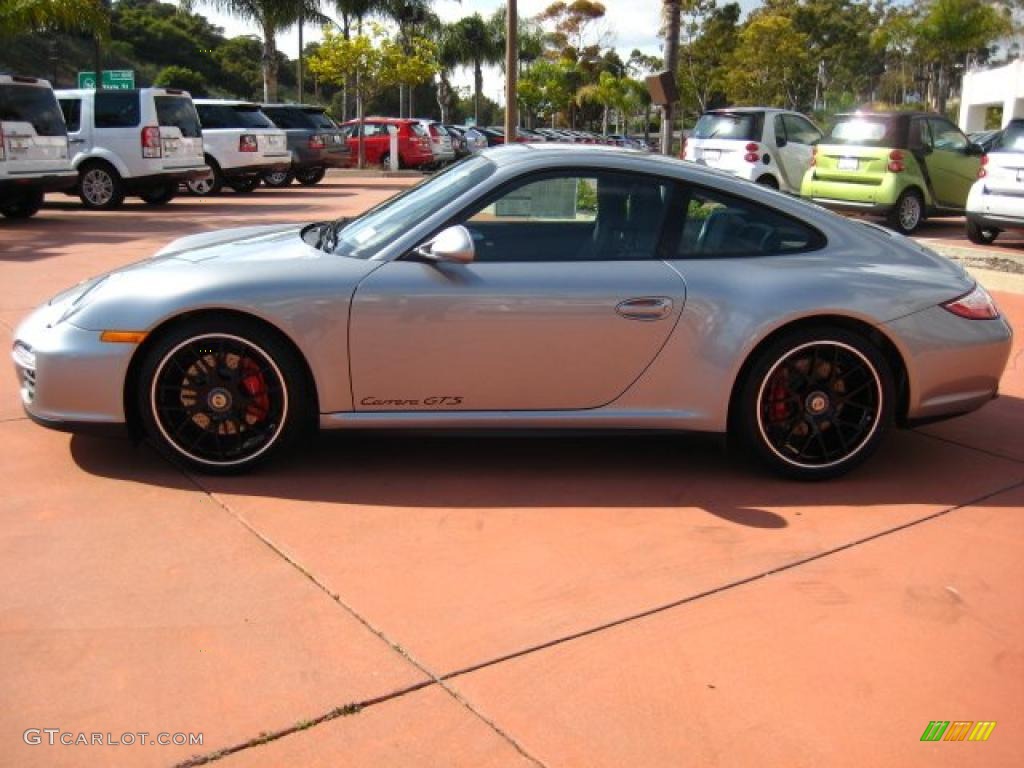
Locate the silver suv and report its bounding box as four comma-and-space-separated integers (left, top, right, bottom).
0, 74, 76, 218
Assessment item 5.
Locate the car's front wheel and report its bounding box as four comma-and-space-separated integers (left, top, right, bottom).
262, 169, 294, 188
887, 188, 924, 234
735, 327, 894, 480
966, 219, 999, 245
78, 162, 125, 210
137, 318, 312, 473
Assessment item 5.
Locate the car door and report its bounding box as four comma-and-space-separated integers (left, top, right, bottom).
348, 169, 687, 412
59, 96, 88, 163
775, 113, 821, 193
924, 117, 981, 208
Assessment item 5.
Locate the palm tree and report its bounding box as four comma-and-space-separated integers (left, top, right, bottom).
185, 0, 325, 102
446, 13, 503, 124
0, 0, 109, 38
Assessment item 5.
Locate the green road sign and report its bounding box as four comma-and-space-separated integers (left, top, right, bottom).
77, 70, 135, 90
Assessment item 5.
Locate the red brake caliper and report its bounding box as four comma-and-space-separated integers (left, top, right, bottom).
768, 374, 789, 423
240, 358, 270, 423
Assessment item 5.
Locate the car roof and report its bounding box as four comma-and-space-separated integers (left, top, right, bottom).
0, 74, 53, 89
55, 87, 189, 97
194, 99, 260, 107
834, 111, 937, 120
261, 103, 328, 111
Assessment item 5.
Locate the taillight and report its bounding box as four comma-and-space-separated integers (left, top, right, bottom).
744, 142, 759, 163
887, 149, 904, 173
308, 134, 325, 149
941, 284, 1000, 320
239, 134, 258, 152
141, 126, 162, 158
978, 154, 988, 178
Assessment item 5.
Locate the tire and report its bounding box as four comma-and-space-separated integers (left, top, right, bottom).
734, 326, 894, 480
187, 161, 224, 196
139, 183, 176, 205
228, 177, 260, 194
966, 219, 999, 245
756, 175, 779, 190
78, 161, 126, 210
262, 169, 294, 188
886, 188, 924, 234
137, 317, 314, 473
0, 189, 45, 219
295, 166, 326, 185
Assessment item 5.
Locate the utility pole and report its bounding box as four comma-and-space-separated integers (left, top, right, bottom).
297, 15, 304, 103
504, 0, 518, 141
661, 0, 680, 155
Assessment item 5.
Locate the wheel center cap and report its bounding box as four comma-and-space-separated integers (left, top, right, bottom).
806, 391, 830, 416
208, 388, 233, 413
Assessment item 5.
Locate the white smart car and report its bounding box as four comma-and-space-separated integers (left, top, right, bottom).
683, 107, 823, 194
965, 118, 1024, 244
189, 99, 290, 194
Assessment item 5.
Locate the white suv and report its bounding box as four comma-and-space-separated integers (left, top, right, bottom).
189, 99, 290, 194
966, 118, 1024, 244
56, 87, 207, 209
0, 74, 76, 218
414, 119, 455, 167
683, 108, 823, 194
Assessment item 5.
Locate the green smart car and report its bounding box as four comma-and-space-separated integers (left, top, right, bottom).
801, 112, 983, 234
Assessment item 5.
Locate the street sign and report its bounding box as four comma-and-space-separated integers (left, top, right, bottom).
77, 70, 135, 90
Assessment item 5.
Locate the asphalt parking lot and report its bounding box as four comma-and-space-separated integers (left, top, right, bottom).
1, 178, 1022, 767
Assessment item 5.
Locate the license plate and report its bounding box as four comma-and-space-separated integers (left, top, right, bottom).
838, 156, 858, 171
10, 138, 29, 151
702, 149, 720, 161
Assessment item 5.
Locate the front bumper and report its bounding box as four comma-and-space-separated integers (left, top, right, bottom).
12, 302, 135, 430
882, 304, 1013, 423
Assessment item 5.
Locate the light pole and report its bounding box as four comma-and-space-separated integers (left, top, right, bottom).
504, 0, 517, 141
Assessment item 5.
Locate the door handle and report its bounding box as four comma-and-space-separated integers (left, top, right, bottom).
616, 296, 673, 321
69, 138, 85, 144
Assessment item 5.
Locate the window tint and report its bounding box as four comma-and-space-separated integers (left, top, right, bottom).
59, 98, 81, 132
197, 104, 274, 129
694, 112, 762, 141
676, 187, 824, 258
0, 84, 66, 136
927, 118, 967, 151
155, 96, 201, 137
461, 171, 673, 262
909, 119, 931, 149
94, 91, 140, 128
782, 114, 821, 145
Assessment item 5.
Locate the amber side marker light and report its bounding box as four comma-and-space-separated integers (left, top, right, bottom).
100, 331, 148, 344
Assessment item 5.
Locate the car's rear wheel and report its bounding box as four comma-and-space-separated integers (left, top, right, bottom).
966, 219, 999, 245
139, 183, 176, 205
228, 177, 260, 193
295, 166, 326, 185
262, 169, 294, 187
137, 318, 312, 473
79, 162, 125, 210
187, 162, 224, 196
887, 188, 924, 234
735, 327, 894, 480
0, 189, 45, 219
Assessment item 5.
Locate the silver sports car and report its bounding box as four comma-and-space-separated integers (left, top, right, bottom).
11, 145, 1013, 478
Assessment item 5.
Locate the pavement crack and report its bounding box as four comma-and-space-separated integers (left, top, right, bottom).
174, 467, 547, 768
911, 427, 1024, 465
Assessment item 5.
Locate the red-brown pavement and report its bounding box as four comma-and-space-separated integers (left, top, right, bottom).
1, 177, 1022, 766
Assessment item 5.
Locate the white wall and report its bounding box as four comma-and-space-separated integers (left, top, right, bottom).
959, 59, 1024, 131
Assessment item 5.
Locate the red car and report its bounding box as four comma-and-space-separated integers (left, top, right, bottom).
340, 117, 434, 168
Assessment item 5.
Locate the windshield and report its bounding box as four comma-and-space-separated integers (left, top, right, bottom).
331, 155, 497, 259
827, 117, 898, 147
155, 96, 202, 137
0, 84, 66, 136
694, 112, 761, 141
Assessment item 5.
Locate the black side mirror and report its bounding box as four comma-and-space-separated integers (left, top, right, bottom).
965, 142, 984, 156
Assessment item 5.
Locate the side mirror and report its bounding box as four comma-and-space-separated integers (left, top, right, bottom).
415, 225, 475, 264
965, 142, 984, 156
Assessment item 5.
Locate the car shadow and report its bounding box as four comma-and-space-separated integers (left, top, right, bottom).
70, 395, 1024, 530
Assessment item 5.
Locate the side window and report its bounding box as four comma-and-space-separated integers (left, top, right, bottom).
928, 118, 968, 151
677, 187, 824, 258
461, 171, 673, 262
773, 114, 787, 145
59, 98, 81, 132
910, 119, 932, 149
93, 91, 140, 128
196, 105, 226, 129
783, 114, 821, 145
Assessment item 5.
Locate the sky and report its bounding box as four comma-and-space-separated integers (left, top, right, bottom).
176, 0, 759, 103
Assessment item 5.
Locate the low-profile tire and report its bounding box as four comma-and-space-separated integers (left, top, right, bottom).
228, 177, 260, 194
0, 189, 45, 219
295, 166, 326, 185
734, 327, 894, 480
78, 161, 126, 210
966, 219, 999, 245
139, 182, 177, 205
886, 188, 924, 234
187, 161, 224, 196
262, 169, 294, 188
136, 317, 314, 473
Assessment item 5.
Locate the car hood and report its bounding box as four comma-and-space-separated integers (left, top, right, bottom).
153, 223, 305, 262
